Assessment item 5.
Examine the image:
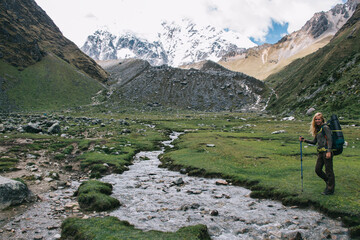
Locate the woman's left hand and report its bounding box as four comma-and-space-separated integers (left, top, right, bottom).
326, 152, 332, 159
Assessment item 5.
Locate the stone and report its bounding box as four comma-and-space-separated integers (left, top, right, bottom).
271, 130, 286, 134
65, 202, 79, 209
172, 178, 184, 186
322, 229, 332, 239
187, 189, 202, 195
0, 176, 35, 210
206, 144, 215, 147
23, 122, 42, 133
306, 107, 316, 115
121, 129, 131, 134
57, 181, 67, 187
48, 123, 61, 134
53, 234, 61, 239
215, 180, 228, 185
281, 231, 303, 240
281, 116, 295, 121
44, 177, 54, 182
210, 210, 219, 216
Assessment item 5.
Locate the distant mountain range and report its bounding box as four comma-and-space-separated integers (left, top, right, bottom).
82, 0, 359, 81
1, 0, 359, 115
81, 19, 254, 67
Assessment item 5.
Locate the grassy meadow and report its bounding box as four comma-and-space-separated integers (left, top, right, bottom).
1, 110, 359, 238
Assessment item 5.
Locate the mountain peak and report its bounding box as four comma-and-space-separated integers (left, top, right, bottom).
81, 20, 254, 67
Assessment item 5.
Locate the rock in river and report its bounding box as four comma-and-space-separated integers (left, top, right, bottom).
0, 176, 35, 209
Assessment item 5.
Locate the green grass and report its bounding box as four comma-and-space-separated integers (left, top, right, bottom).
61, 217, 210, 240
76, 121, 167, 178
2, 111, 359, 237
161, 117, 360, 229
75, 180, 120, 212
78, 148, 133, 178
0, 158, 19, 172
0, 54, 104, 112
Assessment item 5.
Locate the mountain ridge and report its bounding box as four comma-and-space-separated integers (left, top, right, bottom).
218, 0, 360, 80
81, 19, 252, 67
0, 0, 107, 112
265, 3, 360, 115
0, 0, 108, 83
102, 59, 271, 112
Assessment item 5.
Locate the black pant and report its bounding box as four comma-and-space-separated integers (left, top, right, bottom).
315, 152, 335, 192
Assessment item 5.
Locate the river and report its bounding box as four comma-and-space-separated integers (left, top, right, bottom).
0, 132, 349, 239
101, 132, 349, 239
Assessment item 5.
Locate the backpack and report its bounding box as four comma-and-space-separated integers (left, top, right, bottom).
323, 114, 345, 155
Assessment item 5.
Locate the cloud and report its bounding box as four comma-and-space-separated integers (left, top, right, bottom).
84, 13, 97, 20
34, 0, 343, 47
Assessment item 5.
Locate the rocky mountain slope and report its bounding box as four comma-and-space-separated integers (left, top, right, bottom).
81, 19, 253, 67
102, 59, 271, 112
266, 3, 360, 116
217, 0, 360, 80
0, 0, 108, 112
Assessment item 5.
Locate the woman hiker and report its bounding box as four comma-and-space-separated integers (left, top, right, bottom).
299, 112, 335, 195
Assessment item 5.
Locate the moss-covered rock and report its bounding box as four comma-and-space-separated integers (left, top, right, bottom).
61, 216, 211, 240
75, 180, 120, 211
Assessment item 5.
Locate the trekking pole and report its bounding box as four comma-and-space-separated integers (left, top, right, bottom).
300, 140, 304, 192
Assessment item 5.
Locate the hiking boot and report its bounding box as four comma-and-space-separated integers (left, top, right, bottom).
321, 189, 334, 195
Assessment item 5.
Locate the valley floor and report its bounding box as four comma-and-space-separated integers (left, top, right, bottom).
0, 111, 359, 239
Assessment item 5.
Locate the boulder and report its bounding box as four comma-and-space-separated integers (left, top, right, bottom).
271, 130, 286, 134
215, 180, 228, 185
0, 176, 35, 209
281, 116, 295, 121
172, 178, 184, 186
306, 107, 316, 115
48, 123, 61, 134
23, 122, 42, 133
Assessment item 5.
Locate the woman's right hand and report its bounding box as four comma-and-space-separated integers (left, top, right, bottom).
299, 136, 305, 142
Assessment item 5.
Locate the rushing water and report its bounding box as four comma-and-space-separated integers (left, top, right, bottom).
102, 132, 349, 239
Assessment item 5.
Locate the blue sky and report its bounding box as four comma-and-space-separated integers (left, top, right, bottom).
250, 20, 289, 45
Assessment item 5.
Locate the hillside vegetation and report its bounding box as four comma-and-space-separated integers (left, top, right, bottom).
0, 0, 109, 112
265, 4, 360, 117
0, 55, 105, 112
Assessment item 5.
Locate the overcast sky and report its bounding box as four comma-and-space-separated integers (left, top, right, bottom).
34, 0, 345, 47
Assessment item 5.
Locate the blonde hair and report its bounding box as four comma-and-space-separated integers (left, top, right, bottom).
310, 112, 325, 136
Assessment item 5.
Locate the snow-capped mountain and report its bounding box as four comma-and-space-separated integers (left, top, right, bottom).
81, 19, 255, 67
